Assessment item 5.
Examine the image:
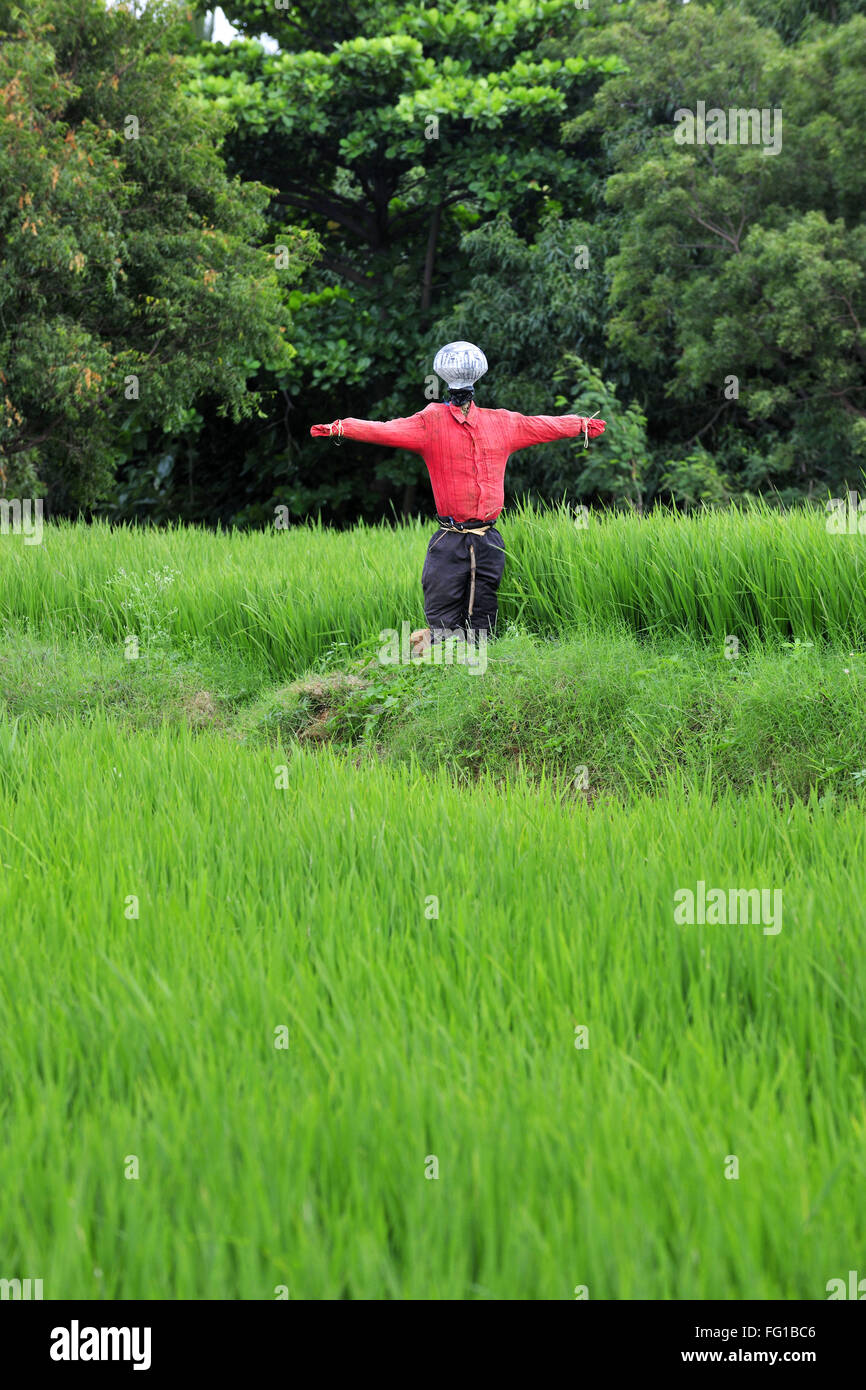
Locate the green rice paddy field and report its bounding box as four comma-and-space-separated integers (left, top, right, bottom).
0, 503, 864, 1299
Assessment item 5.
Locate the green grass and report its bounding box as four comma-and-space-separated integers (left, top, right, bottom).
243, 627, 866, 803
1, 506, 864, 1300
2, 500, 865, 681
0, 719, 864, 1299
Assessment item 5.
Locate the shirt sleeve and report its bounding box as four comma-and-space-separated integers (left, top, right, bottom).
504, 412, 606, 451
310, 412, 427, 452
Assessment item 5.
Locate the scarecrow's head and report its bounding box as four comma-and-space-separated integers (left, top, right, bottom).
433, 341, 488, 407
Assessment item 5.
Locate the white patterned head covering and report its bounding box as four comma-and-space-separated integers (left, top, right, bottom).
433, 341, 488, 390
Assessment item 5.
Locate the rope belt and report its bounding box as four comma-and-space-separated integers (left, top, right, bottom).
435, 515, 496, 535
437, 524, 492, 536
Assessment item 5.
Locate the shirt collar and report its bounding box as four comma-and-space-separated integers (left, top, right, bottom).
448, 400, 478, 427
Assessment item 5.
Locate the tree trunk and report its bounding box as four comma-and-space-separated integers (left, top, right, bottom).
401, 481, 418, 517
421, 204, 442, 315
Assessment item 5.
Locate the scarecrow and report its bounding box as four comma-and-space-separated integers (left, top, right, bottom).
311, 342, 606, 653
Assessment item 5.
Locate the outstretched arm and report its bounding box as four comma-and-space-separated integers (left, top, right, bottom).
310, 412, 426, 452
504, 412, 606, 451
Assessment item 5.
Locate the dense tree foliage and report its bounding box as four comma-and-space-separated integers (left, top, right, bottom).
165, 0, 620, 523
560, 0, 866, 503
0, 0, 314, 511
2, 0, 864, 520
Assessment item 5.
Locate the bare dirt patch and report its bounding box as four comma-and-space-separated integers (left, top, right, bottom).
183, 690, 220, 727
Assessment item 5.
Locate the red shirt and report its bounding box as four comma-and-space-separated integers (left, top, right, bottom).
310, 402, 606, 523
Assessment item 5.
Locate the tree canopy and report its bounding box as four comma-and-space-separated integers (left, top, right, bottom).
0, 0, 315, 510
2, 0, 864, 520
